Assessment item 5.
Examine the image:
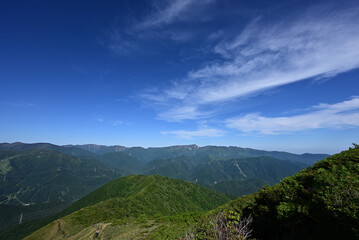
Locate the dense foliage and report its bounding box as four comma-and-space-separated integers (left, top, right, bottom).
24, 175, 232, 239
143, 156, 306, 196
68, 175, 232, 224
198, 148, 359, 240
0, 150, 126, 205
0, 149, 127, 232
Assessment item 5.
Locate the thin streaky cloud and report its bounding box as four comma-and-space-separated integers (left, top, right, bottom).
144, 5, 359, 121
106, 27, 139, 55
161, 127, 224, 139
137, 0, 214, 29
111, 120, 123, 126
225, 97, 359, 134
157, 106, 214, 122
106, 0, 215, 56
95, 117, 104, 123
0, 101, 43, 109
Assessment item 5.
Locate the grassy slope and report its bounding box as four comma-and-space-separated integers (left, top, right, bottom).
25, 175, 232, 240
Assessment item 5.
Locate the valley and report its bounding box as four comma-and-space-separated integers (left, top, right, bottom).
0, 145, 356, 240
0, 142, 330, 239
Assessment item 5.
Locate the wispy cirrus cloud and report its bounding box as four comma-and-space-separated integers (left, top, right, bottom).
157, 106, 211, 122
161, 126, 224, 139
106, 0, 215, 54
0, 101, 43, 109
137, 0, 215, 29
111, 120, 124, 126
95, 117, 126, 127
144, 5, 359, 121
106, 28, 139, 55
226, 97, 359, 134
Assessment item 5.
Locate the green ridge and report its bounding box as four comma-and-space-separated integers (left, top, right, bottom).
25, 175, 232, 239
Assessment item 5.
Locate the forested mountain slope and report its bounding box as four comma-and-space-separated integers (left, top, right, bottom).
143, 156, 306, 196
23, 148, 359, 240
197, 147, 359, 239
0, 142, 329, 236
25, 175, 232, 240
0, 150, 127, 231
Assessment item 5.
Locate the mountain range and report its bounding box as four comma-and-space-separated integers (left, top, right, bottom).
0, 142, 329, 236
0, 142, 328, 164
13, 146, 359, 240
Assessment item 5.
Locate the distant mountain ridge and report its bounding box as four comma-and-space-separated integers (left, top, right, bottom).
0, 142, 329, 200
70, 143, 331, 165
0, 142, 330, 164
0, 142, 97, 157
69, 144, 127, 154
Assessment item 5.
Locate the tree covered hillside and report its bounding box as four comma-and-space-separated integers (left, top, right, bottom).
197, 147, 359, 240
143, 156, 306, 196
0, 150, 127, 231
24, 175, 232, 240
0, 150, 126, 205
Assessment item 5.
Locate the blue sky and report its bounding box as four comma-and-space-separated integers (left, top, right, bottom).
1, 0, 359, 154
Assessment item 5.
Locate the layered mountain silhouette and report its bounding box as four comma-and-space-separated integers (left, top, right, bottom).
0, 142, 329, 238
16, 147, 359, 240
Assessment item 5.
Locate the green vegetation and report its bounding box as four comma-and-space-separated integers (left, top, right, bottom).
0, 202, 72, 239
0, 149, 128, 233
3, 147, 357, 239
0, 159, 12, 175
24, 175, 232, 240
0, 142, 97, 157
66, 175, 231, 225
210, 179, 266, 196
0, 150, 126, 205
0, 142, 329, 237
99, 151, 144, 173
120, 145, 328, 165
144, 156, 306, 196
195, 147, 359, 239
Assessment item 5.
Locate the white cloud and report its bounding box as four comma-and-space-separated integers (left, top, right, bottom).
95, 117, 126, 127
106, 0, 215, 55
157, 106, 210, 122
95, 117, 104, 123
144, 5, 359, 121
137, 0, 214, 29
111, 120, 123, 126
226, 97, 359, 134
161, 127, 224, 139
